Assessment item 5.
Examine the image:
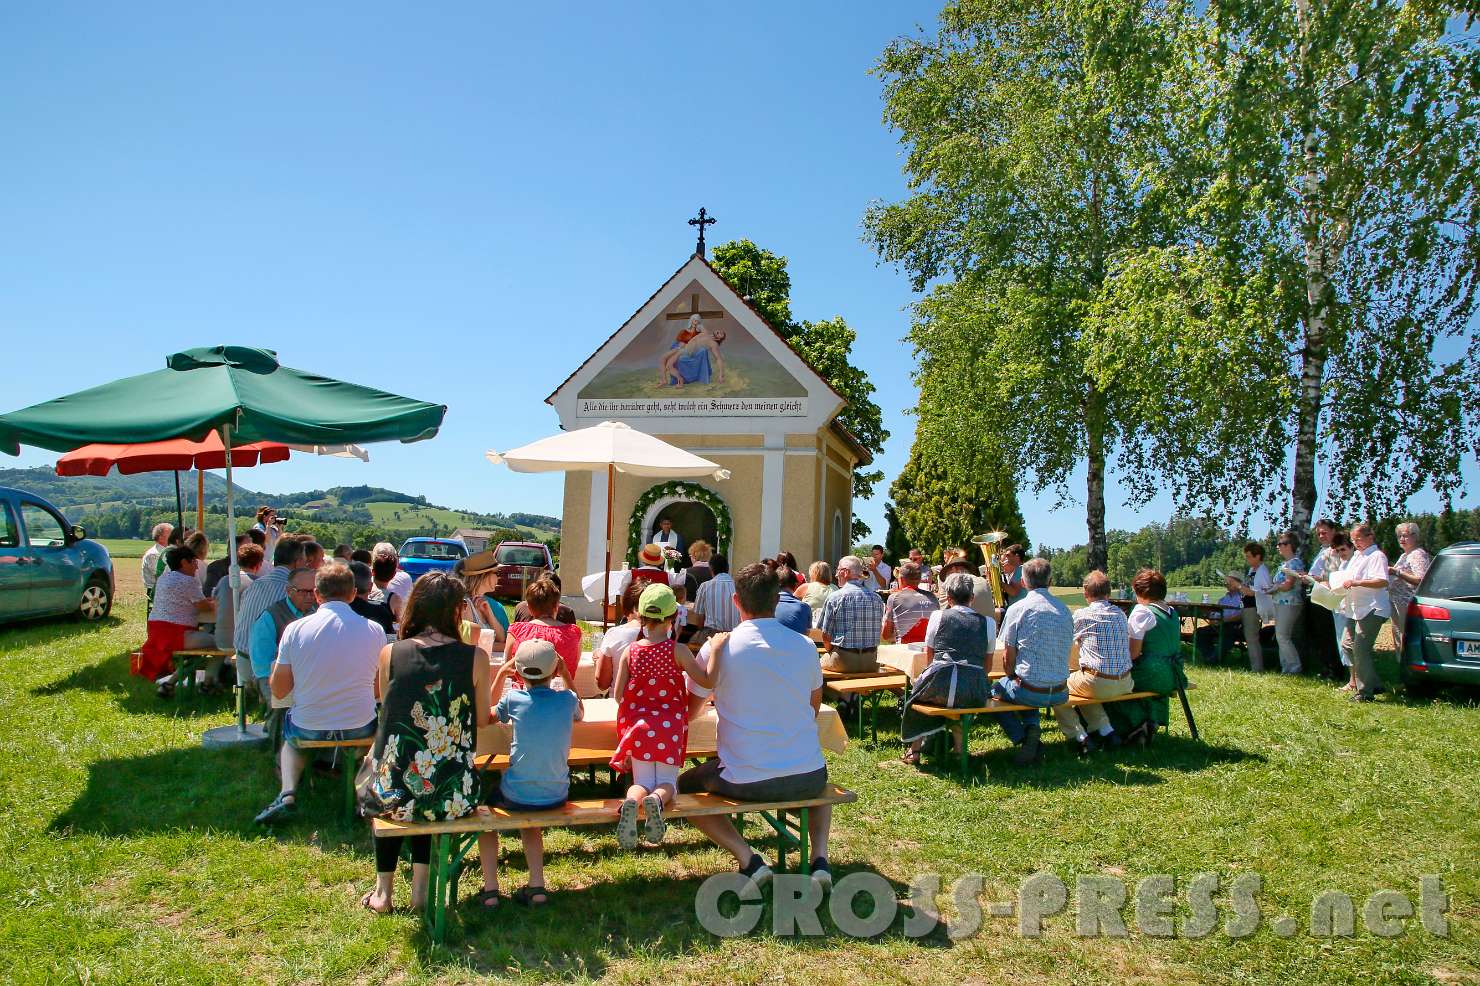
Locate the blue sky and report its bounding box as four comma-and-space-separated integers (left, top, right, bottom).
1, 3, 1473, 552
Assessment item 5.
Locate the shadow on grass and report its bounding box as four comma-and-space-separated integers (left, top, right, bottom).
49, 743, 364, 850
0, 612, 126, 642
443, 863, 949, 978
31, 648, 237, 717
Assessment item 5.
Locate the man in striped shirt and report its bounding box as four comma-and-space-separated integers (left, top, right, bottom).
1052, 570, 1133, 755
232, 537, 307, 681
693, 554, 740, 642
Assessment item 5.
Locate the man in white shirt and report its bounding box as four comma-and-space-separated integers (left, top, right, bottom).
684, 563, 833, 890
651, 518, 684, 561
1339, 522, 1391, 702
140, 522, 172, 606
254, 562, 384, 824
865, 545, 892, 591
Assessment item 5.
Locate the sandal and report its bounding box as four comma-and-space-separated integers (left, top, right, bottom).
470, 888, 501, 910
156, 681, 175, 699
616, 798, 639, 850
900, 749, 922, 766
641, 794, 666, 844
512, 885, 549, 906
360, 890, 392, 915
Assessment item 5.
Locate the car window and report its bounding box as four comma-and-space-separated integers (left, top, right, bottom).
1421, 553, 1480, 600
20, 502, 67, 548
495, 546, 548, 567
402, 541, 465, 560
0, 503, 18, 548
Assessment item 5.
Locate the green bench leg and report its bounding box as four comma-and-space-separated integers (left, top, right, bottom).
797, 807, 810, 875
427, 834, 450, 945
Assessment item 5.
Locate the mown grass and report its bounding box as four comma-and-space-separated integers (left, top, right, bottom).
0, 574, 1476, 985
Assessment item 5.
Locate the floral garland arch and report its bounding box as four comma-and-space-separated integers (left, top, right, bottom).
626, 481, 732, 566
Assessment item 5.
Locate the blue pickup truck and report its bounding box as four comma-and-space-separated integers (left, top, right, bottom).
397, 537, 468, 581
0, 487, 114, 624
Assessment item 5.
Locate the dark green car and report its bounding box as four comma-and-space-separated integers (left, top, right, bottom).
1402, 541, 1480, 694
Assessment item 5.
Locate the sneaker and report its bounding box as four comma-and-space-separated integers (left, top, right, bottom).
810, 858, 833, 891
1075, 735, 1094, 758
616, 798, 640, 850
254, 792, 296, 825
738, 852, 773, 889
641, 794, 666, 844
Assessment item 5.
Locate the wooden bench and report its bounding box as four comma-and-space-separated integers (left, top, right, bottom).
824, 673, 909, 741
371, 783, 858, 944
170, 649, 233, 702
293, 736, 374, 821
911, 688, 1195, 780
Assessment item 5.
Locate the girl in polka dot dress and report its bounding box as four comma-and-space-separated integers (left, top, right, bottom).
610, 583, 713, 849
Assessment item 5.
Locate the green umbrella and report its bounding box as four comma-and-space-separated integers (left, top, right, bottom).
0, 345, 447, 749
0, 345, 443, 453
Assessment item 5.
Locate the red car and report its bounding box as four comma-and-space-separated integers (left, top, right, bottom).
491, 541, 554, 599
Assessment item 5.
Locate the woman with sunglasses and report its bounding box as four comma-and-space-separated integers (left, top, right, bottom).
1270, 534, 1306, 674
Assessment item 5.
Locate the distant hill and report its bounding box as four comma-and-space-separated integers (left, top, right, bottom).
0, 466, 559, 540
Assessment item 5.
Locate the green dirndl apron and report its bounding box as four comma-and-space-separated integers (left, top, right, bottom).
1108, 604, 1187, 732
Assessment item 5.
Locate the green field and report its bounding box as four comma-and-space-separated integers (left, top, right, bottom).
360, 502, 548, 540
0, 575, 1475, 983
96, 538, 226, 560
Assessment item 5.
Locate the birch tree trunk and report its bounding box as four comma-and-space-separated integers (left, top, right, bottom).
1086, 383, 1109, 572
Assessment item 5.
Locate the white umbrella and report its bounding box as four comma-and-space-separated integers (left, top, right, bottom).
487, 421, 729, 626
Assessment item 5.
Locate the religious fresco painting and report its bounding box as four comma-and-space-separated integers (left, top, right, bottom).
576, 279, 808, 417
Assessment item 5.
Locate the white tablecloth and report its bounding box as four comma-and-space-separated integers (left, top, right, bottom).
476, 697, 848, 758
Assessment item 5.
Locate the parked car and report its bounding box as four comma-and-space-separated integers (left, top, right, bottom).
1401, 540, 1480, 695
397, 537, 468, 580
490, 541, 554, 600
0, 487, 114, 624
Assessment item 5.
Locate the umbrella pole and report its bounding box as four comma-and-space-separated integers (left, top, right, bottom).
196, 468, 205, 533
203, 422, 267, 750
174, 471, 184, 533
602, 462, 613, 631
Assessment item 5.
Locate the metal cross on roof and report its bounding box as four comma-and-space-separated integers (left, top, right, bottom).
688, 207, 716, 257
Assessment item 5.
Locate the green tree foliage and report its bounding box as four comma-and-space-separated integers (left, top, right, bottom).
867, 0, 1222, 571
1070, 1, 1480, 543
889, 431, 1027, 563
709, 240, 888, 539
1196, 0, 1480, 542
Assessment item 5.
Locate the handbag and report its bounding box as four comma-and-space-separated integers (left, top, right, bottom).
354, 749, 387, 818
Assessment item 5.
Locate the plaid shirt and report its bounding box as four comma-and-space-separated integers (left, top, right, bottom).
998, 588, 1072, 687
820, 580, 884, 650
1071, 600, 1132, 676
695, 573, 741, 632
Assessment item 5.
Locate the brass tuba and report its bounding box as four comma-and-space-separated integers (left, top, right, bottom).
971, 531, 1009, 610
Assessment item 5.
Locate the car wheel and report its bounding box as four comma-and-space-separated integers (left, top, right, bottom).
78, 577, 112, 621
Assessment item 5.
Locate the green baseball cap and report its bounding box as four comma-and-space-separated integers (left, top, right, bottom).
638, 583, 678, 619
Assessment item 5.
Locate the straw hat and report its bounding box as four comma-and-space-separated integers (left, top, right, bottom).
462, 549, 500, 577
637, 543, 666, 568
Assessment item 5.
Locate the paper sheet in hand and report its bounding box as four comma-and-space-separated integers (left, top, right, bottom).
1310, 581, 1347, 612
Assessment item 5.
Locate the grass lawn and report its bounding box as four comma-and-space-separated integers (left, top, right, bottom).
0, 571, 1476, 984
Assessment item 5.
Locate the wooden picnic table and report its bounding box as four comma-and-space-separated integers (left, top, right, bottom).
474, 697, 849, 759
1106, 597, 1235, 663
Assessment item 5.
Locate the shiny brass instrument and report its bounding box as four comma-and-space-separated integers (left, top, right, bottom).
971, 531, 1008, 610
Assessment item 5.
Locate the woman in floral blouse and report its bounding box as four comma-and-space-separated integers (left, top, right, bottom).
362, 571, 491, 915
